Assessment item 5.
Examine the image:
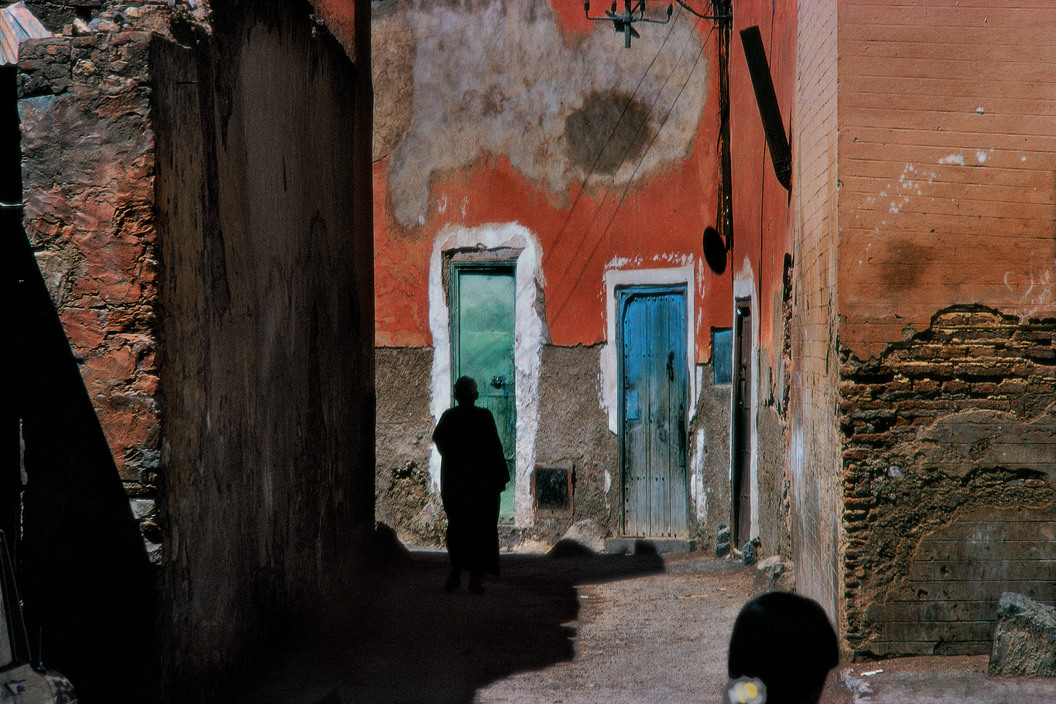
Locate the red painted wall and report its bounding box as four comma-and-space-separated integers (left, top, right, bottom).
729, 0, 796, 359
371, 3, 729, 363
838, 0, 1056, 360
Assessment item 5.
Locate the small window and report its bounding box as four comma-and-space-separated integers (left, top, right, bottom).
534, 466, 571, 511
713, 328, 732, 384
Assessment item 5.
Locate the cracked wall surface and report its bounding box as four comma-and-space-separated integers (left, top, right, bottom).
372, 0, 728, 549
375, 0, 708, 229
840, 307, 1056, 657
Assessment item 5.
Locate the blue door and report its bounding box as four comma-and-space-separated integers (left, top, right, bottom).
618, 286, 689, 538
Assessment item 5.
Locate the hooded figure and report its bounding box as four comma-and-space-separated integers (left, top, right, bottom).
432, 376, 510, 593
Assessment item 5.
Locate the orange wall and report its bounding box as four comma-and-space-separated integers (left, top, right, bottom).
729, 0, 797, 360
371, 2, 728, 362
789, 0, 842, 627
839, 1, 1056, 360
376, 138, 724, 350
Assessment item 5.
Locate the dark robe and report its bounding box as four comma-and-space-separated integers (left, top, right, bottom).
432, 404, 509, 574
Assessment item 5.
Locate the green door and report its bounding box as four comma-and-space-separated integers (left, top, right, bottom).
451, 263, 516, 523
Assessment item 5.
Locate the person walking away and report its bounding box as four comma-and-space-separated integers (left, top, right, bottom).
432, 376, 510, 594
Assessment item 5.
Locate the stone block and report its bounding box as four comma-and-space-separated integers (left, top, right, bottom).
989, 592, 1056, 677
753, 556, 794, 593
552, 518, 607, 555
715, 523, 731, 557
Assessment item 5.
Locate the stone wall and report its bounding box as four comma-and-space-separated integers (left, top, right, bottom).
16, 28, 162, 703
840, 306, 1056, 656
19, 28, 161, 545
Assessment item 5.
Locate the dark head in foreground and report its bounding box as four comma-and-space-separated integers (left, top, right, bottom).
727, 591, 839, 704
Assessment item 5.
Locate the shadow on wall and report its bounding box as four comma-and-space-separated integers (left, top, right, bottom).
4, 215, 159, 704
229, 546, 666, 704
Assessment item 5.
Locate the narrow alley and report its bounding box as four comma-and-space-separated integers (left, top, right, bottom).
226, 546, 1056, 704
4, 1, 1056, 702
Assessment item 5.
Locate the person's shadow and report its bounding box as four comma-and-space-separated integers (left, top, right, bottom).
232, 539, 666, 704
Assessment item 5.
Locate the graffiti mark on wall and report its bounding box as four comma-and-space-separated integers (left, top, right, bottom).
1005, 264, 1056, 319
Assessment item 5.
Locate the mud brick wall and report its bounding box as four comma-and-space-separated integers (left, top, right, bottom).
375, 346, 446, 545
840, 306, 1056, 657
19, 30, 161, 546
788, 0, 841, 622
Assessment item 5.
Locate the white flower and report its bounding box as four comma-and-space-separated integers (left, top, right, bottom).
727, 676, 767, 704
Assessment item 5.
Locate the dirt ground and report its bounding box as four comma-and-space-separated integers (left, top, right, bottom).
229, 548, 1056, 704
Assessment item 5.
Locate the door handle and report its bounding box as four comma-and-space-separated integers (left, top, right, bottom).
490, 375, 506, 389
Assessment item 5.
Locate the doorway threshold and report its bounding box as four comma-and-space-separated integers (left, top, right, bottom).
605, 537, 697, 555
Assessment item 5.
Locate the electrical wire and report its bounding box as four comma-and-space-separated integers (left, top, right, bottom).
541, 7, 683, 280
547, 8, 702, 303
550, 15, 717, 326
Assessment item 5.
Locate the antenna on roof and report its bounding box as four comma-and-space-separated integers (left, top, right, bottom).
584, 0, 672, 48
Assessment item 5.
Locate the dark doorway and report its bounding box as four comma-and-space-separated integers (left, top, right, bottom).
732, 299, 752, 545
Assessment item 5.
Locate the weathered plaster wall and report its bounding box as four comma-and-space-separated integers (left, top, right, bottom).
840, 308, 1056, 656
535, 344, 620, 536
730, 0, 796, 357
727, 0, 798, 560
835, 1, 1056, 657
372, 0, 728, 546
688, 362, 732, 549
20, 29, 161, 532
16, 28, 163, 702
375, 346, 445, 545
788, 0, 841, 622
152, 0, 373, 698
373, 0, 725, 351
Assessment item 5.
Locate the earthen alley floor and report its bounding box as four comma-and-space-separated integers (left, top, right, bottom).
232, 548, 1056, 704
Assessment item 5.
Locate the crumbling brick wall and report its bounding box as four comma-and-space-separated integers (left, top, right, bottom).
840, 306, 1056, 657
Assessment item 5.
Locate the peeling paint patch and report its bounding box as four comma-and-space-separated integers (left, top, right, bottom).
379, 1, 708, 227
939, 153, 965, 166
691, 426, 708, 520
